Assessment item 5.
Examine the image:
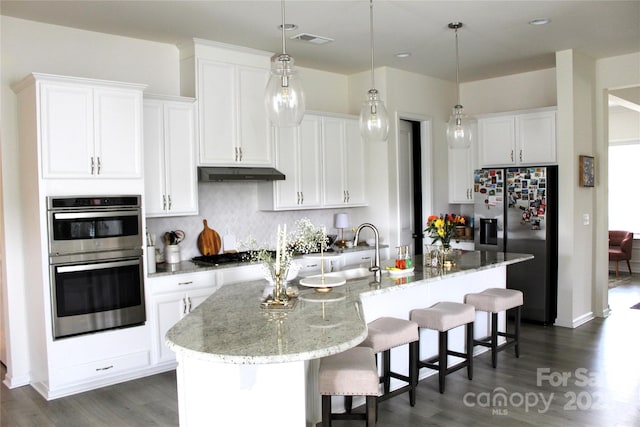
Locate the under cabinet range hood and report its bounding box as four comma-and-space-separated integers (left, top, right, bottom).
198, 166, 285, 182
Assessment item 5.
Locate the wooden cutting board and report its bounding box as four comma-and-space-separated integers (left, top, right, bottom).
197, 219, 221, 256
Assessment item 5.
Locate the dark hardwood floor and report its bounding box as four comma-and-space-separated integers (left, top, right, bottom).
2, 274, 640, 426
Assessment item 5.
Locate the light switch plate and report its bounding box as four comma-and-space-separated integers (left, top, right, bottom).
583, 213, 590, 225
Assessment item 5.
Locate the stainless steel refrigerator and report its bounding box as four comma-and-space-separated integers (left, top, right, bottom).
473, 166, 558, 324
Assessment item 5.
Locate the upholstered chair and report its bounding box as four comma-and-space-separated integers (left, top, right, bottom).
609, 230, 633, 276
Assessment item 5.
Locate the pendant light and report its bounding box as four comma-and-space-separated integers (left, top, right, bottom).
359, 0, 389, 142
265, 0, 305, 127
446, 22, 474, 149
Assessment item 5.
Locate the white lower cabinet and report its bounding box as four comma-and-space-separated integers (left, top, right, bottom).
153, 288, 213, 364
148, 271, 220, 365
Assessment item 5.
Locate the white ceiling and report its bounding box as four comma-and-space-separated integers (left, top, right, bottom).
2, 0, 639, 84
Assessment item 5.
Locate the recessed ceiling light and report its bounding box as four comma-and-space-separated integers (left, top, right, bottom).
395, 52, 412, 59
278, 23, 298, 31
529, 18, 551, 26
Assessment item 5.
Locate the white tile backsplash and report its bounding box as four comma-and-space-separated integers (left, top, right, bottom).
146, 182, 360, 260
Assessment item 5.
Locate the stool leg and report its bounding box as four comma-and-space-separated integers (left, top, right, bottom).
382, 349, 391, 394
514, 306, 521, 358
466, 322, 474, 380
409, 340, 418, 406
344, 396, 353, 414
438, 331, 448, 394
366, 395, 376, 427
491, 312, 498, 369
321, 395, 331, 427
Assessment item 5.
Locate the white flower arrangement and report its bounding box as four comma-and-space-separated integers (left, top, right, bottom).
241, 218, 328, 283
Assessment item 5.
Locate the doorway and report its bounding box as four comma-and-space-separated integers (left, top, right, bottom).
397, 117, 433, 256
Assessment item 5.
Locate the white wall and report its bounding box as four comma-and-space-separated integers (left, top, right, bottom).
461, 68, 557, 115
609, 110, 640, 141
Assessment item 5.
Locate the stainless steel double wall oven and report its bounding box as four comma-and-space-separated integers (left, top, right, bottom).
47, 195, 145, 339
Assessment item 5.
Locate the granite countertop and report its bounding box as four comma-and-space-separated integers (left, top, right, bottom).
165, 250, 533, 364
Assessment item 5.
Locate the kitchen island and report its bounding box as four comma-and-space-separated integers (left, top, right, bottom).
166, 251, 533, 426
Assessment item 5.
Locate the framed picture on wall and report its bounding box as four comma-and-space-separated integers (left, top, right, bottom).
579, 155, 595, 187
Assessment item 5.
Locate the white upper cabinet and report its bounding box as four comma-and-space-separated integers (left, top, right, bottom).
322, 116, 367, 207
188, 44, 272, 166
144, 95, 198, 217
448, 140, 477, 204
260, 114, 322, 210
478, 108, 556, 167
38, 77, 144, 178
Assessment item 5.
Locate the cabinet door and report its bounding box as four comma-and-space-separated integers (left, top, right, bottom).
344, 119, 367, 206
297, 116, 323, 208
197, 59, 236, 164
40, 82, 94, 178
273, 126, 300, 209
517, 111, 556, 165
153, 292, 187, 363
237, 66, 273, 165
143, 100, 167, 215
478, 116, 516, 167
321, 117, 347, 206
93, 88, 142, 177
164, 101, 198, 215
448, 145, 474, 204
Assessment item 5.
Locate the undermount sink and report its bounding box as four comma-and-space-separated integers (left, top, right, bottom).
306, 267, 385, 281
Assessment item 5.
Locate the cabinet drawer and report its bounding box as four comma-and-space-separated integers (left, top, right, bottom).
51, 350, 150, 387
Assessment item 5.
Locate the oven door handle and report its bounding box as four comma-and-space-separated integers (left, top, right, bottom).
53, 211, 139, 220
55, 259, 140, 273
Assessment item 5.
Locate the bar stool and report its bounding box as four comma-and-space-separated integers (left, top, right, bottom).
410, 302, 475, 393
356, 316, 419, 407
464, 288, 523, 368
318, 346, 379, 427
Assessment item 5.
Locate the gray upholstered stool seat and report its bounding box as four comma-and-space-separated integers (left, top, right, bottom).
319, 347, 378, 426
464, 288, 523, 313
410, 302, 475, 393
464, 288, 524, 368
351, 316, 419, 408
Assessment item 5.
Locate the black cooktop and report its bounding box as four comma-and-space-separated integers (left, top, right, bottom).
192, 251, 254, 266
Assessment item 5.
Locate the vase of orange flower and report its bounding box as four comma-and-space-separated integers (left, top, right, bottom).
425, 214, 465, 269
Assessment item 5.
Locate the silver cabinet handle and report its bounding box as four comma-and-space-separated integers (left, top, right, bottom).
95, 365, 113, 372
238, 147, 243, 162
182, 298, 187, 314
178, 281, 193, 286
97, 157, 102, 174
519, 149, 523, 163
90, 157, 95, 175
300, 192, 304, 204
168, 194, 172, 210
163, 195, 167, 211
234, 147, 238, 162
510, 150, 514, 162
346, 191, 350, 203
187, 296, 192, 313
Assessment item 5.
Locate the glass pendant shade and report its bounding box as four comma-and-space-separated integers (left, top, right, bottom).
446, 104, 474, 149
265, 53, 305, 127
360, 89, 389, 141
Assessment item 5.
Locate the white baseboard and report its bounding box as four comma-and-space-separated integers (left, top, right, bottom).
2, 372, 31, 389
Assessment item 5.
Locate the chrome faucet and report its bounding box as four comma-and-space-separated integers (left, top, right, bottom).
353, 223, 381, 282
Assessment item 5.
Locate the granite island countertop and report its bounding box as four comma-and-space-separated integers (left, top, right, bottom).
165, 250, 533, 365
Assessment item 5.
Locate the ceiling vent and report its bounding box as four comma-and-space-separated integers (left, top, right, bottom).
291, 33, 334, 45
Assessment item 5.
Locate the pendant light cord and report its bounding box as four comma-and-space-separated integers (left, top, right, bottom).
455, 25, 460, 106
369, 0, 375, 89
281, 0, 287, 55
